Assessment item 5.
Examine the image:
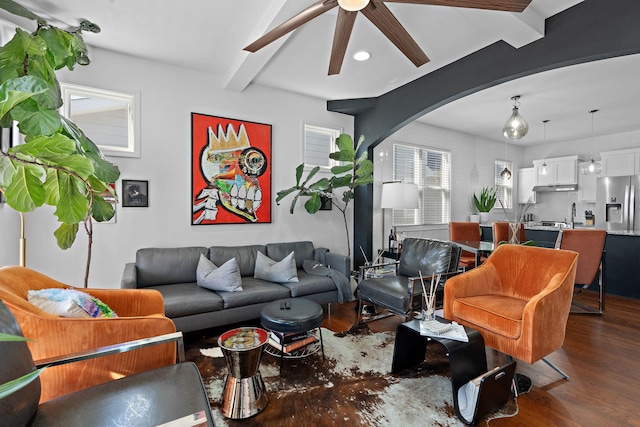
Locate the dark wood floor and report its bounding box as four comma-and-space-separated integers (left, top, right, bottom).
321, 291, 640, 427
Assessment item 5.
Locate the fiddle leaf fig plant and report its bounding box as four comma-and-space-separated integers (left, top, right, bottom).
0, 0, 120, 287
276, 134, 374, 258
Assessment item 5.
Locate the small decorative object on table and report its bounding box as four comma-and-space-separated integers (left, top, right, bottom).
419, 272, 440, 321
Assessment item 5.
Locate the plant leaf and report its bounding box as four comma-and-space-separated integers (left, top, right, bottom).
0, 332, 27, 341
91, 196, 115, 222
355, 159, 374, 178
309, 178, 330, 191
304, 193, 321, 213
43, 168, 61, 205
0, 75, 49, 120
331, 175, 352, 188
12, 133, 75, 157
12, 98, 61, 136
301, 166, 320, 187
54, 172, 89, 224
275, 187, 298, 204
330, 164, 352, 175
295, 164, 304, 186
0, 154, 17, 187
4, 163, 45, 211
0, 368, 45, 400
53, 222, 78, 250
0, 0, 43, 22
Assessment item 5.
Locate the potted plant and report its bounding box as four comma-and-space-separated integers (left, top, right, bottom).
473, 187, 497, 223
276, 134, 373, 259
0, 0, 120, 287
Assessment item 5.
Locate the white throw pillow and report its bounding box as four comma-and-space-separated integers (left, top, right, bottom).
254, 251, 299, 283
28, 288, 118, 318
196, 254, 243, 292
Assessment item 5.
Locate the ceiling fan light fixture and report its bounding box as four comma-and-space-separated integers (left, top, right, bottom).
502, 95, 529, 140
353, 51, 371, 61
337, 0, 370, 12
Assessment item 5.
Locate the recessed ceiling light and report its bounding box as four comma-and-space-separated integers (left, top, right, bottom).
353, 51, 371, 61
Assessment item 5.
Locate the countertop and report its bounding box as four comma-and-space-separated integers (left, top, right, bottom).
479, 222, 640, 236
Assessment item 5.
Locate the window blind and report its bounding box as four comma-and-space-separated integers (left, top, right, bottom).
304, 125, 340, 168
393, 144, 451, 226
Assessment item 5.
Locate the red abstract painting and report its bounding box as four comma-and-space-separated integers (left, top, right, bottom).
191, 113, 272, 225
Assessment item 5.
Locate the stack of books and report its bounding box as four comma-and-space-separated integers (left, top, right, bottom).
268, 330, 318, 354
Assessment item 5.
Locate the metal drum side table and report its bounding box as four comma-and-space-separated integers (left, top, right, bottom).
218, 327, 269, 419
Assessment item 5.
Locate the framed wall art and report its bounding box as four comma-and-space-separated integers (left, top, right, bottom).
122, 180, 148, 207
191, 113, 272, 225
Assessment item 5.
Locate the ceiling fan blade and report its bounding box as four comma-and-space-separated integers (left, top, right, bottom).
377, 0, 532, 13
244, 0, 338, 52
361, 2, 429, 67
328, 9, 358, 75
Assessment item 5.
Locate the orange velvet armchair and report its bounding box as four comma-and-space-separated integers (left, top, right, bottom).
449, 221, 484, 269
0, 266, 178, 402
443, 245, 578, 372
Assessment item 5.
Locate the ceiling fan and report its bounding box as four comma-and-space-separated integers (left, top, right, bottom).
244, 0, 532, 75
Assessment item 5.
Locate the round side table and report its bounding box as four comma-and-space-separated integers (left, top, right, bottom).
217, 327, 269, 419
260, 298, 325, 373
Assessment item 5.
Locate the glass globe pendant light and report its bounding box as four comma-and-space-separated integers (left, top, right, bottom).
540, 120, 550, 175
502, 95, 529, 140
582, 109, 603, 175
501, 139, 511, 180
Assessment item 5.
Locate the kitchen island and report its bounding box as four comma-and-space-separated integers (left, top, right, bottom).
480, 224, 640, 300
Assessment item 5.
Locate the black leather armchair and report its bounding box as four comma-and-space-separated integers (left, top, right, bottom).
0, 300, 215, 427
355, 238, 461, 324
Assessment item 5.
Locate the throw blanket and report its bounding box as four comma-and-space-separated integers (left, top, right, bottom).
303, 260, 354, 303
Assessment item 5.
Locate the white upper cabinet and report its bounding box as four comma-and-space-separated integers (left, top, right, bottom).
601, 148, 640, 176
532, 156, 579, 186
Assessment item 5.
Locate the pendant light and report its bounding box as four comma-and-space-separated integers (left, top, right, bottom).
582, 109, 603, 175
502, 95, 529, 140
540, 120, 550, 175
337, 0, 370, 11
500, 140, 511, 181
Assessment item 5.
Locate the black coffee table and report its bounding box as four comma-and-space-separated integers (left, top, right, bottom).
260, 298, 325, 373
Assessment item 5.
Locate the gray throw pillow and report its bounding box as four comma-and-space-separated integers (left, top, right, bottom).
254, 251, 299, 283
196, 254, 243, 292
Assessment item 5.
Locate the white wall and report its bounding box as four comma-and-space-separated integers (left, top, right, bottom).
0, 48, 354, 288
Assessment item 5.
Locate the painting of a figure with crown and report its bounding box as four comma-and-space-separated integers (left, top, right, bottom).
191, 113, 271, 225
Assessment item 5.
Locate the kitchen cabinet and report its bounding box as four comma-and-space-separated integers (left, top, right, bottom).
601, 148, 640, 176
517, 167, 536, 204
532, 156, 579, 186
578, 161, 601, 202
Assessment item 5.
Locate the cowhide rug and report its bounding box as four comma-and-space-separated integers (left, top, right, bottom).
184, 326, 517, 426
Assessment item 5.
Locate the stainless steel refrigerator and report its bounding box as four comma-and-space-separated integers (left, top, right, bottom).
596, 175, 640, 232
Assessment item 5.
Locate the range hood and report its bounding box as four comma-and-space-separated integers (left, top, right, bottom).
532, 184, 578, 192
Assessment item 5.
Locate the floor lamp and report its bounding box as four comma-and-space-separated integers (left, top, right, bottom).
380, 181, 419, 255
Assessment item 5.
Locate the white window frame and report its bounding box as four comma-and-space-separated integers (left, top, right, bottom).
303, 124, 341, 169
495, 159, 513, 209
392, 143, 451, 226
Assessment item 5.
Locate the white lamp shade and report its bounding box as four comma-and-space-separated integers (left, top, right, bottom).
381, 182, 419, 209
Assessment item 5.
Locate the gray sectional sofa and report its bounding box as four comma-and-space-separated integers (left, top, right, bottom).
121, 241, 351, 332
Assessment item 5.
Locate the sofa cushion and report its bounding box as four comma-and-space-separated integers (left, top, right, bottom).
279, 270, 336, 297
146, 283, 224, 318
398, 238, 458, 277
266, 241, 315, 269
208, 245, 266, 277
254, 251, 299, 283
217, 277, 291, 309
196, 255, 243, 292
136, 247, 208, 287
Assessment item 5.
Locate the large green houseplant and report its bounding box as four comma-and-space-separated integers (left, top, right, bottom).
0, 1, 120, 287
276, 134, 373, 258
473, 186, 497, 213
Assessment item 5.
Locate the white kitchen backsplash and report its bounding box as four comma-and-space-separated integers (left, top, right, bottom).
517, 191, 596, 224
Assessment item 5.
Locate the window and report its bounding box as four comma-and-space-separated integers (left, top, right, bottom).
304, 125, 340, 168
495, 160, 513, 209
392, 144, 451, 225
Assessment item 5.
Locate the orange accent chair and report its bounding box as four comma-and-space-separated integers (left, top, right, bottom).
492, 221, 526, 245
0, 266, 178, 402
555, 229, 607, 315
449, 221, 484, 269
444, 244, 578, 381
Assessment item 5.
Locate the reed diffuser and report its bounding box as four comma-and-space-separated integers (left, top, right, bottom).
419, 271, 441, 321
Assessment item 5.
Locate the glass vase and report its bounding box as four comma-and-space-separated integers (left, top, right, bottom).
421, 293, 436, 321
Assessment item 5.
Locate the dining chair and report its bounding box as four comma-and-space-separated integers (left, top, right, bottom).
449, 222, 484, 269
492, 221, 526, 245
555, 228, 607, 315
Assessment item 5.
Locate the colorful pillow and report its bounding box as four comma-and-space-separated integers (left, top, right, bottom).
28, 288, 117, 318
254, 251, 299, 283
196, 254, 243, 292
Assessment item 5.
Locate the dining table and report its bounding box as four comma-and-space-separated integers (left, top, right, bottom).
449, 240, 557, 267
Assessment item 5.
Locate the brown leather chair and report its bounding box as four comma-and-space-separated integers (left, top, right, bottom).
0, 300, 215, 427
449, 221, 484, 269
0, 266, 178, 402
492, 221, 526, 245
444, 244, 578, 385
555, 229, 607, 315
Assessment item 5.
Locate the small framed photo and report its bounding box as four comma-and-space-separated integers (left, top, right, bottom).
122, 180, 148, 207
